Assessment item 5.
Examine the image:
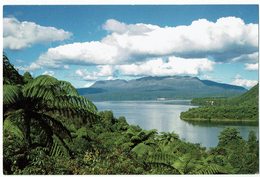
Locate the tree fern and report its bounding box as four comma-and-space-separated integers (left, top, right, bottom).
4, 73, 99, 157
3, 85, 22, 105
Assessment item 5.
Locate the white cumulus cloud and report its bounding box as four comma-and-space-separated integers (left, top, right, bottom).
30, 17, 257, 70
3, 17, 72, 50
42, 70, 55, 76
231, 75, 258, 88
245, 63, 258, 71
116, 57, 215, 76
75, 65, 114, 81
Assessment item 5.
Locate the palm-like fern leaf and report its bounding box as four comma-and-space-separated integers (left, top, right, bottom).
193, 163, 227, 174
146, 152, 177, 166
49, 135, 70, 157
4, 116, 24, 140
23, 75, 61, 99
46, 95, 98, 113
59, 80, 79, 96
3, 85, 22, 105
40, 113, 72, 139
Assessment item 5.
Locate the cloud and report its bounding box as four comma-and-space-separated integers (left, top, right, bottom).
232, 52, 258, 63
30, 17, 257, 70
42, 70, 55, 76
3, 17, 72, 50
32, 41, 119, 69
75, 69, 97, 81
103, 19, 154, 35
245, 63, 258, 71
201, 74, 213, 80
116, 57, 215, 76
75, 65, 114, 81
231, 75, 258, 88
74, 56, 214, 80
83, 82, 95, 88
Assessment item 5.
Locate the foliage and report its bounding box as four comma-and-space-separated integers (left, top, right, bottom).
3, 53, 24, 85
3, 54, 259, 174
181, 84, 259, 122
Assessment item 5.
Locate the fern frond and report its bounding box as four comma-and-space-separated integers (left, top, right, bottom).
25, 75, 59, 88
46, 95, 98, 113
3, 85, 22, 105
4, 109, 25, 139
40, 113, 72, 140
49, 135, 70, 157
193, 163, 227, 174
23, 84, 59, 100
23, 75, 61, 99
146, 152, 177, 165
59, 80, 79, 96
45, 106, 99, 124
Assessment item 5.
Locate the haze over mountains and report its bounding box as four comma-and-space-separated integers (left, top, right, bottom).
77, 76, 247, 101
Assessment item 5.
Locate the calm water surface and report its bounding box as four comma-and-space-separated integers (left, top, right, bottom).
94, 100, 259, 148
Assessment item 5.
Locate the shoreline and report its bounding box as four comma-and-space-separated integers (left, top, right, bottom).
181, 117, 258, 124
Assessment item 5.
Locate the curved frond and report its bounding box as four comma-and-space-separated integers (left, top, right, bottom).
46, 106, 99, 124
4, 109, 25, 139
39, 95, 99, 124
193, 163, 227, 174
23, 75, 60, 99
49, 135, 70, 157
41, 114, 72, 139
4, 119, 24, 140
3, 85, 22, 105
50, 95, 98, 112
25, 75, 59, 88
146, 152, 177, 166
59, 80, 79, 96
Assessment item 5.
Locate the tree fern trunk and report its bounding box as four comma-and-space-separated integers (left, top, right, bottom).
24, 117, 31, 147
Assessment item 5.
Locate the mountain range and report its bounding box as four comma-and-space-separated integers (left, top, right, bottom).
77, 76, 247, 101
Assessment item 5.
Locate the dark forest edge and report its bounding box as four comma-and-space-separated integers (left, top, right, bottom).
181, 84, 259, 123
3, 54, 259, 174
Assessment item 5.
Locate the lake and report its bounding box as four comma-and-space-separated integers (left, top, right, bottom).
94, 100, 259, 148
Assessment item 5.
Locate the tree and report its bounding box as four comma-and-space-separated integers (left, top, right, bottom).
217, 128, 242, 147
4, 75, 99, 154
23, 72, 33, 83
3, 53, 23, 85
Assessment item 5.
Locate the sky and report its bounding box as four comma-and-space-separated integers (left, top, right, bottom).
3, 5, 259, 88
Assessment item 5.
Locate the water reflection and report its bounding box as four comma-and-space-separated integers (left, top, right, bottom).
185, 120, 258, 127
94, 100, 259, 148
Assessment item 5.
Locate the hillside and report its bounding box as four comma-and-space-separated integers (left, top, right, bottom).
229, 84, 259, 106
180, 84, 259, 123
78, 76, 247, 101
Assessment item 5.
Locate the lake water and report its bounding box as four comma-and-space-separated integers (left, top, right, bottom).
94, 100, 259, 148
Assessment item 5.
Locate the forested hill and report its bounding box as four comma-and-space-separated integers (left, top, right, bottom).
78, 76, 247, 101
229, 83, 258, 106
191, 84, 258, 106
181, 84, 259, 122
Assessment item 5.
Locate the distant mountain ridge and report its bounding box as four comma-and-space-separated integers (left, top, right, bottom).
77, 76, 247, 101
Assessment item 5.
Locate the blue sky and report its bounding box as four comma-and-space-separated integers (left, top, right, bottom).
3, 5, 259, 88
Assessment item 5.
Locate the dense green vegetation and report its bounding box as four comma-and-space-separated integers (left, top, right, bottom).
181, 84, 259, 122
3, 54, 259, 174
